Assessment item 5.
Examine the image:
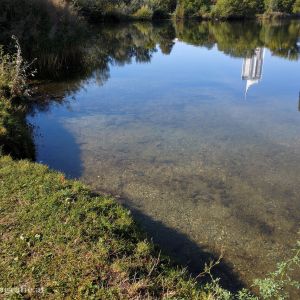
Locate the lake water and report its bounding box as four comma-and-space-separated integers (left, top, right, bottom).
28, 21, 300, 288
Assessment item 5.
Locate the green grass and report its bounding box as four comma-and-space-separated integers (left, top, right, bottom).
0, 156, 211, 299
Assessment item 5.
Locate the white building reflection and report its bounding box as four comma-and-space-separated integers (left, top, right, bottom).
242, 47, 265, 96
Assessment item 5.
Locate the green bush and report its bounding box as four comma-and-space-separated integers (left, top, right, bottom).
176, 0, 212, 18
264, 0, 295, 13
74, 0, 176, 19
150, 0, 177, 18
175, 0, 298, 18
212, 0, 264, 18
0, 38, 34, 99
133, 5, 153, 20
0, 39, 35, 159
0, 0, 86, 79
293, 0, 300, 12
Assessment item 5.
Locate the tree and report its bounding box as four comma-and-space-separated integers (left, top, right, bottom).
178, 0, 212, 17
212, 0, 264, 18
293, 0, 300, 13
264, 0, 295, 13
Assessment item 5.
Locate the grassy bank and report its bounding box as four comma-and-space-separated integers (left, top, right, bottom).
0, 156, 210, 299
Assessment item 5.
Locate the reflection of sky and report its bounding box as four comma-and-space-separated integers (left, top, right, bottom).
99, 42, 300, 105
30, 41, 300, 121
112, 43, 242, 92
110, 42, 299, 104
261, 51, 300, 96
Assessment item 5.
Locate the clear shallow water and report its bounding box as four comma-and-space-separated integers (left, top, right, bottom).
29, 21, 300, 287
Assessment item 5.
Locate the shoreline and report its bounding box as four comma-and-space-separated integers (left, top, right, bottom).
82, 13, 300, 23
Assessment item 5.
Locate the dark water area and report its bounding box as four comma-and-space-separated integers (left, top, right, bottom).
27, 20, 300, 288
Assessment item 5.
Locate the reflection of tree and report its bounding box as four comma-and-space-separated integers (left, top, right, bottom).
28, 19, 300, 108
176, 20, 300, 60
175, 21, 215, 49
260, 21, 300, 60
26, 22, 176, 104
210, 22, 263, 57
7, 18, 299, 103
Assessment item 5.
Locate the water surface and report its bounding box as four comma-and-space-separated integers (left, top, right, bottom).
29, 21, 300, 287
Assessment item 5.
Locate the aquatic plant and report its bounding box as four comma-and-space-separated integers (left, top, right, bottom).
198, 240, 300, 299
253, 240, 300, 299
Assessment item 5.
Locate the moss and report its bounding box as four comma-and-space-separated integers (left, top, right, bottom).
0, 156, 211, 299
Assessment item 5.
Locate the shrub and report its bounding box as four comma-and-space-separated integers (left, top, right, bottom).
293, 0, 300, 12
212, 0, 264, 19
150, 0, 177, 18
0, 0, 84, 79
133, 5, 153, 20
264, 0, 295, 13
176, 0, 212, 18
253, 240, 300, 299
0, 38, 35, 159
0, 37, 34, 99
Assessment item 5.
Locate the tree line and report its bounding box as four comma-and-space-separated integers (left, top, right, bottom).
1, 0, 300, 24
73, 0, 300, 19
